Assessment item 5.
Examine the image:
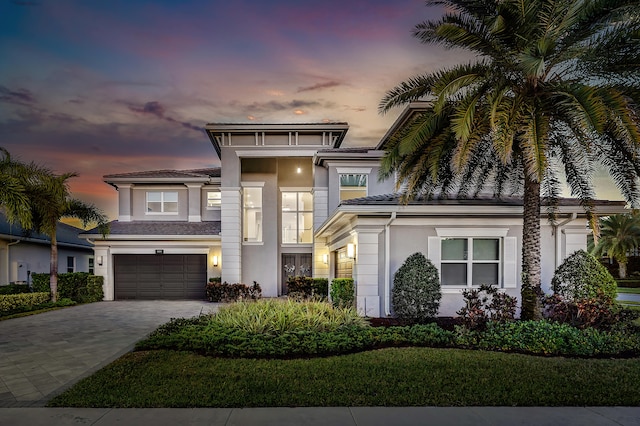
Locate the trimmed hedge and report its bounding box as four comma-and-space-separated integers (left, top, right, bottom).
330, 278, 354, 308
0, 292, 50, 315
205, 281, 262, 302
28, 273, 103, 303
0, 284, 31, 295
286, 276, 329, 298
552, 250, 617, 301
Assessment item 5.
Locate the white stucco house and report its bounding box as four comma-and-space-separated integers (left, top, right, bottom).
82, 104, 627, 316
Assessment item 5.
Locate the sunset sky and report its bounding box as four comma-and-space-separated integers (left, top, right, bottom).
0, 0, 625, 222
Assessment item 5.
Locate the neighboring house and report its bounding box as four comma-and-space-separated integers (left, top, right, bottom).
82, 105, 627, 315
0, 213, 94, 286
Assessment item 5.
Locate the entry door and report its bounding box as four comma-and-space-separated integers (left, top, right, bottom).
281, 253, 312, 294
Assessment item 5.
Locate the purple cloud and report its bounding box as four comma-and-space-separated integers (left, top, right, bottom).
297, 81, 342, 93
0, 86, 36, 105
128, 101, 204, 133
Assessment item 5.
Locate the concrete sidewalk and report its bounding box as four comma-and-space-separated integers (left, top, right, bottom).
0, 301, 217, 407
0, 407, 639, 425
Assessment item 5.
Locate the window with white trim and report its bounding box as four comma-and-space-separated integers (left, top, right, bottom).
440, 238, 500, 286
67, 256, 75, 273
206, 191, 221, 208
146, 191, 178, 214
88, 257, 94, 274
339, 174, 367, 201
243, 187, 262, 242
282, 191, 313, 244
428, 230, 517, 289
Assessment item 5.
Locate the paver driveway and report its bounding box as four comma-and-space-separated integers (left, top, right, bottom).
0, 301, 218, 407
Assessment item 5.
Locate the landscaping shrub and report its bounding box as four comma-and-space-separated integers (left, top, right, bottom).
330, 278, 354, 308
286, 276, 329, 299
391, 252, 441, 323
616, 278, 640, 288
456, 320, 640, 357
542, 293, 639, 330
0, 284, 31, 295
210, 299, 368, 334
26, 273, 103, 303
84, 275, 104, 303
457, 284, 517, 330
551, 250, 617, 302
205, 281, 262, 302
0, 292, 51, 315
31, 273, 49, 293
137, 320, 456, 358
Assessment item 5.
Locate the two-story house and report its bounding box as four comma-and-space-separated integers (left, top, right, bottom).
82, 104, 627, 316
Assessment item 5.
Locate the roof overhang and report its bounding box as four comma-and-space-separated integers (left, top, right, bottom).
376, 102, 431, 150
315, 201, 628, 238
205, 122, 350, 159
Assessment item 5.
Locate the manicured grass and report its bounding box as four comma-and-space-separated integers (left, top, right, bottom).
618, 287, 640, 294
48, 347, 640, 408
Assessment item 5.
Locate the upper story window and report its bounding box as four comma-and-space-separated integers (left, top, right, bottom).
243, 187, 262, 242
146, 191, 178, 214
207, 191, 221, 208
339, 174, 367, 201
282, 191, 313, 244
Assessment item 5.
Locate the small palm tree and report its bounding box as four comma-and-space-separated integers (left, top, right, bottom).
379, 0, 640, 319
26, 172, 109, 301
591, 213, 640, 278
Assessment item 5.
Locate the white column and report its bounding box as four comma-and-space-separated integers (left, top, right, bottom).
117, 184, 132, 222
186, 183, 203, 222
312, 187, 330, 281
353, 228, 382, 317
312, 187, 328, 229
563, 228, 589, 259
221, 188, 242, 284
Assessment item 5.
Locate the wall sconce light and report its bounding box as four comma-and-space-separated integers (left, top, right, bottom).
212, 255, 219, 267
296, 167, 302, 174
347, 243, 356, 259
322, 253, 329, 264
97, 256, 103, 266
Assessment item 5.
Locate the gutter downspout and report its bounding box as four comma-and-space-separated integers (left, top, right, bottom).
554, 213, 577, 269
384, 212, 397, 316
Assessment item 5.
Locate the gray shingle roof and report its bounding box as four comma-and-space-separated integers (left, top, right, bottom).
104, 168, 220, 180
0, 213, 93, 249
82, 221, 221, 236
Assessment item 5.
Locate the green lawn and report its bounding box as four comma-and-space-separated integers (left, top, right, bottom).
618, 287, 640, 294
48, 348, 640, 408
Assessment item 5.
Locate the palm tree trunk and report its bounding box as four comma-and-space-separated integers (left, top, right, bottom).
619, 261, 627, 279
50, 234, 58, 302
520, 175, 542, 320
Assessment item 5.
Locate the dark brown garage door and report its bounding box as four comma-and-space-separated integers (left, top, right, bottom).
114, 254, 206, 300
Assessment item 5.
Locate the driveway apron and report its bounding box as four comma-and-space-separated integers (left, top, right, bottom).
0, 301, 217, 407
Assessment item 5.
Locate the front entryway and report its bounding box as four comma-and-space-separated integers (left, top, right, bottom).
113, 254, 207, 299
281, 253, 312, 294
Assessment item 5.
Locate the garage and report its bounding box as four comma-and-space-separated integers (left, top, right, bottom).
113, 254, 207, 300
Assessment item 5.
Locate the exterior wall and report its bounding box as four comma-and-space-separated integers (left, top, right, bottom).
241, 173, 279, 296
130, 186, 189, 221
201, 185, 222, 222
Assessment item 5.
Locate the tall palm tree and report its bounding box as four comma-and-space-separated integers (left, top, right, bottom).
26, 172, 109, 302
379, 0, 640, 319
591, 213, 640, 278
